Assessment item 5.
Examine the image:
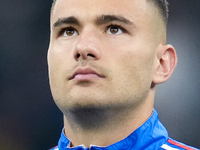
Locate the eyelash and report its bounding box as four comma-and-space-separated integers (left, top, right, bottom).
106, 24, 127, 33
58, 24, 127, 37
59, 26, 77, 36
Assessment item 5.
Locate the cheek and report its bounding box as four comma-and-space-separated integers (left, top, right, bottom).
47, 47, 68, 90
111, 47, 155, 88
48, 51, 61, 80
48, 42, 73, 73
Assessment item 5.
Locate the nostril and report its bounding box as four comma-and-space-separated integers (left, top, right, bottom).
76, 53, 81, 58
75, 52, 98, 60
87, 54, 95, 57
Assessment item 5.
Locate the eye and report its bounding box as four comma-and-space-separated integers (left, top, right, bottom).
61, 27, 78, 37
106, 25, 125, 35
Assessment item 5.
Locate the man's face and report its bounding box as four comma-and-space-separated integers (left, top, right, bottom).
48, 0, 164, 111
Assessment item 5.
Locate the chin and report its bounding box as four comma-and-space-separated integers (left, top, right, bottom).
68, 100, 108, 110
55, 96, 103, 110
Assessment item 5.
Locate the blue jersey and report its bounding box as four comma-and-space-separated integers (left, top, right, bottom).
50, 109, 199, 150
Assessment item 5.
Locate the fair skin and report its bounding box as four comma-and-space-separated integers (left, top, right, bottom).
48, 0, 177, 148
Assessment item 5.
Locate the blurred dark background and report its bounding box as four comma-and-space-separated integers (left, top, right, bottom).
0, 0, 199, 149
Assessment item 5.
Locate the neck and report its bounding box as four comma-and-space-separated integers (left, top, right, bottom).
63, 92, 155, 148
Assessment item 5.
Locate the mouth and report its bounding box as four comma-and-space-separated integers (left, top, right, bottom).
69, 68, 105, 81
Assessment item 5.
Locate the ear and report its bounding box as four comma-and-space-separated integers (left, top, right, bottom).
152, 44, 177, 84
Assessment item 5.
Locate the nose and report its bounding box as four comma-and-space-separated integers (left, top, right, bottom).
73, 29, 101, 61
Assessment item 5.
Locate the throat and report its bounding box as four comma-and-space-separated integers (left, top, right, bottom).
63, 104, 153, 148
63, 105, 133, 147
65, 106, 111, 130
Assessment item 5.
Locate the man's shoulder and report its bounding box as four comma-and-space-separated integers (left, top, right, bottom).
159, 138, 199, 150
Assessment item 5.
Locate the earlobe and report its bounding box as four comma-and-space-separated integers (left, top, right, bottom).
152, 45, 177, 84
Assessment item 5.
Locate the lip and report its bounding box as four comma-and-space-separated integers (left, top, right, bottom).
69, 68, 105, 81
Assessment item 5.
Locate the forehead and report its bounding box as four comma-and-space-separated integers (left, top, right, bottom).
52, 0, 152, 23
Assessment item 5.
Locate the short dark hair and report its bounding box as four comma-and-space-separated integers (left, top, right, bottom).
148, 0, 169, 24
51, 0, 169, 24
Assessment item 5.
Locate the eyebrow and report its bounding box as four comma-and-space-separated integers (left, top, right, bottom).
53, 16, 81, 28
96, 15, 133, 25
53, 15, 134, 29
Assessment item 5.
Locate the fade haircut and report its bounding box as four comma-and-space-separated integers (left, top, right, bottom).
148, 0, 169, 24
51, 0, 169, 25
